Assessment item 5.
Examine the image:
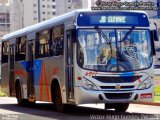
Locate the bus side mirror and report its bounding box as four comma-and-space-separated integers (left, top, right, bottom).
151, 30, 159, 41
150, 31, 156, 56
71, 29, 76, 43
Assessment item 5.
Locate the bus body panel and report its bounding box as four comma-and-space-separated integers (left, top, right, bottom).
33, 57, 65, 102
1, 63, 9, 96
75, 85, 154, 104
12, 56, 66, 102
74, 63, 154, 104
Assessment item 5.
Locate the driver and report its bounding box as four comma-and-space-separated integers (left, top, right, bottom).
122, 38, 140, 70
123, 39, 131, 47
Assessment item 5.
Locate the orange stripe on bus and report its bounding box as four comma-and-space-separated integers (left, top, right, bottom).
39, 63, 44, 101
39, 63, 51, 102
43, 64, 51, 102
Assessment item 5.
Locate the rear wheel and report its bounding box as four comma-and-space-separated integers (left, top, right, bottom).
16, 82, 28, 106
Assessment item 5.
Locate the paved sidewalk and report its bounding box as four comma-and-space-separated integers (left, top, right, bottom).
134, 102, 160, 106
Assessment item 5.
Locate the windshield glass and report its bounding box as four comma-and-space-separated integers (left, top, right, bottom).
77, 29, 152, 72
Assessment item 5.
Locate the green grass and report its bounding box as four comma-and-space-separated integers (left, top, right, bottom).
154, 76, 160, 102
0, 92, 5, 97
154, 85, 160, 102
154, 86, 160, 94
154, 95, 160, 102
0, 87, 6, 97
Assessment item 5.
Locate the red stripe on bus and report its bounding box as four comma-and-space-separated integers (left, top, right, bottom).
53, 67, 59, 75
15, 70, 27, 77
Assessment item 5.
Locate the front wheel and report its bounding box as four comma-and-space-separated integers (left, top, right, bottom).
54, 85, 65, 112
114, 103, 129, 112
105, 103, 129, 112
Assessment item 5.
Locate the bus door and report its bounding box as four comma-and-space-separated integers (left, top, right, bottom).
66, 30, 74, 101
9, 45, 15, 96
27, 40, 35, 101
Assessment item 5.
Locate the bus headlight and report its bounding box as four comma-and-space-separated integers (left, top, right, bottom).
138, 79, 152, 90
82, 79, 98, 90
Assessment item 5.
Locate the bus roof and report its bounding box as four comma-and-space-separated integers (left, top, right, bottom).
1, 9, 148, 42
1, 10, 77, 41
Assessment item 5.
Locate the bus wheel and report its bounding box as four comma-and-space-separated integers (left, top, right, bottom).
114, 103, 129, 112
54, 85, 64, 112
16, 83, 28, 106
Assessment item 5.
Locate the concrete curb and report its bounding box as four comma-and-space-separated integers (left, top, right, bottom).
133, 102, 160, 106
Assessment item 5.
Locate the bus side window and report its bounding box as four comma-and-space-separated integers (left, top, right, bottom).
15, 37, 26, 61
51, 25, 64, 56
2, 41, 9, 63
38, 29, 50, 58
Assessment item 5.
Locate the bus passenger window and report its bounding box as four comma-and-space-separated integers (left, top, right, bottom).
38, 30, 50, 58
2, 41, 9, 63
15, 37, 26, 61
51, 25, 64, 56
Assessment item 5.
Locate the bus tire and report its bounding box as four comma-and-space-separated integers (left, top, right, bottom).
54, 85, 65, 112
15, 82, 28, 106
114, 103, 129, 112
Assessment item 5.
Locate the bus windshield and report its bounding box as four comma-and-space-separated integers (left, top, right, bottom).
77, 29, 152, 72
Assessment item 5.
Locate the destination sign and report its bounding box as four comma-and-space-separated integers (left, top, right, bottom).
77, 12, 149, 27
90, 15, 138, 25
99, 16, 126, 23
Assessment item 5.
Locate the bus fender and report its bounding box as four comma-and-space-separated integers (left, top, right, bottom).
50, 77, 66, 103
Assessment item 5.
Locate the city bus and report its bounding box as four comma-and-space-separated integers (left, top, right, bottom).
0, 10, 159, 112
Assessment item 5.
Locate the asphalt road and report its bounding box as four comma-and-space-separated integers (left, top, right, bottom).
0, 97, 160, 120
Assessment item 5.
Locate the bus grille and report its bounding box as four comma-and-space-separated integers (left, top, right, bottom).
93, 76, 142, 83
104, 93, 132, 100
100, 86, 134, 90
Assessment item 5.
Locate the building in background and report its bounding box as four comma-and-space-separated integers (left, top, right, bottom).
0, 0, 10, 75
10, 0, 24, 32
0, 0, 8, 4
0, 0, 10, 38
9, 0, 160, 32
10, 0, 91, 32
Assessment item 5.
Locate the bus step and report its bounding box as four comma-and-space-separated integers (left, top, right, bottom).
68, 98, 75, 103
11, 93, 16, 96
28, 98, 35, 102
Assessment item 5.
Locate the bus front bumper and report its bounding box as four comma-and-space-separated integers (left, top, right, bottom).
75, 85, 154, 104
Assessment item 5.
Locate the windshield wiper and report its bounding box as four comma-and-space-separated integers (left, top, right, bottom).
120, 26, 135, 42
95, 26, 113, 56
95, 26, 110, 43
